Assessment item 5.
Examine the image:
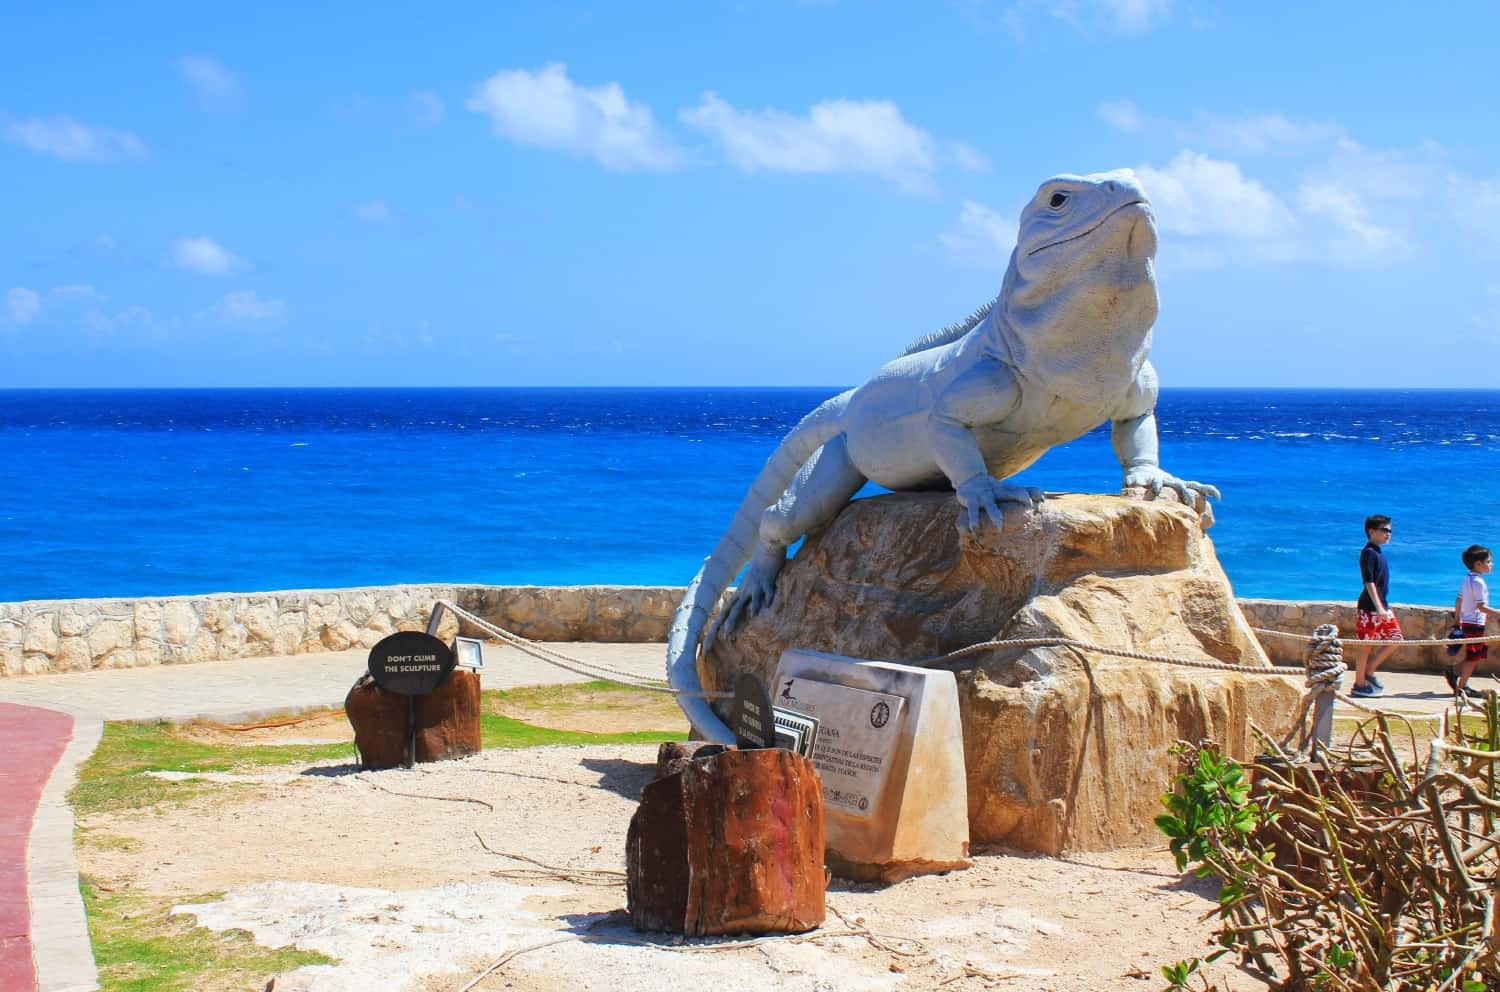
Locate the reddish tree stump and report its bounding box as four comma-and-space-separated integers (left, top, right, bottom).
415, 669, 481, 762
345, 671, 482, 770
626, 747, 825, 936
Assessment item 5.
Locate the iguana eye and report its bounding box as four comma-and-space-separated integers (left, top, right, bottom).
1049, 191, 1069, 209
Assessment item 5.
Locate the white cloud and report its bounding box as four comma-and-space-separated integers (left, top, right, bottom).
1002, 0, 1171, 36
1097, 0, 1171, 32
5, 287, 41, 325
940, 200, 1017, 268
951, 141, 991, 173
1137, 151, 1293, 241
81, 304, 163, 337
1098, 99, 1144, 132
1136, 150, 1401, 267
2, 115, 146, 161
175, 55, 241, 111
205, 290, 286, 324
681, 93, 937, 193
1295, 182, 1396, 255
170, 236, 245, 276
1191, 112, 1343, 155
352, 199, 392, 223
467, 63, 679, 171
408, 90, 446, 128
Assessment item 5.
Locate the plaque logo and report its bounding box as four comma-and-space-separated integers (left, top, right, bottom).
870, 701, 890, 728
780, 678, 797, 702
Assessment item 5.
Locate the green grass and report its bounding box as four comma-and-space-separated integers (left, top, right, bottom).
81, 877, 334, 992
478, 708, 683, 747
69, 721, 355, 816
70, 684, 686, 817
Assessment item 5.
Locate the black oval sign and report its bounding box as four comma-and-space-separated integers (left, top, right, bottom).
731, 672, 775, 750
368, 631, 455, 696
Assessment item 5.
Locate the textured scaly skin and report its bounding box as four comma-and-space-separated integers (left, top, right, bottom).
667, 170, 1219, 742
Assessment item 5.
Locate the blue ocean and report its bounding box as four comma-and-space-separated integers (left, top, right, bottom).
1, 388, 1497, 606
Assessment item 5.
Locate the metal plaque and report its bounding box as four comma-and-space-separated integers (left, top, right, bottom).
368, 630, 455, 696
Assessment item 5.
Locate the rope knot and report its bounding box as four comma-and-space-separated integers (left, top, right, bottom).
1305, 623, 1345, 693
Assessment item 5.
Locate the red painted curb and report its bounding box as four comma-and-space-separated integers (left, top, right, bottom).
0, 703, 74, 992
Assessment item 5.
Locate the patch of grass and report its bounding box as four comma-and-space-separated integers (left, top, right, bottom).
478, 707, 684, 748
70, 721, 354, 816
76, 827, 144, 852
489, 679, 673, 709
81, 876, 333, 992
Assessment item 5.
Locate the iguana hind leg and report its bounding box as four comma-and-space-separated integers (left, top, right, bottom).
707, 435, 866, 644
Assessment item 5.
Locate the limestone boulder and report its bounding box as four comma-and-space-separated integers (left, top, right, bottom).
702, 492, 1299, 855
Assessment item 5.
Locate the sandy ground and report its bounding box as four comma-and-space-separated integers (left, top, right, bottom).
78, 740, 1268, 992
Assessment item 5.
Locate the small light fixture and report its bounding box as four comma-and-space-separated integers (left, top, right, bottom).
452, 636, 484, 670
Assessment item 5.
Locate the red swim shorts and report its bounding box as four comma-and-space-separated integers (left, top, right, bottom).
1462, 622, 1489, 663
1356, 609, 1404, 641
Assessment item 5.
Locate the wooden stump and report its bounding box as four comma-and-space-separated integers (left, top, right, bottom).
345, 671, 483, 770
416, 670, 482, 762
626, 747, 825, 936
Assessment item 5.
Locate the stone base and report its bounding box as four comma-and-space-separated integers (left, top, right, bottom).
626, 747, 825, 936
703, 492, 1301, 855
825, 851, 970, 885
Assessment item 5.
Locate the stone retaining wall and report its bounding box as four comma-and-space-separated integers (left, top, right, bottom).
0, 585, 1485, 678
1239, 599, 1495, 675
0, 585, 682, 677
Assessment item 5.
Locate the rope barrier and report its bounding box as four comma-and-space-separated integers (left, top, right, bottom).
1250, 625, 1500, 648
433, 600, 733, 700
429, 601, 1475, 725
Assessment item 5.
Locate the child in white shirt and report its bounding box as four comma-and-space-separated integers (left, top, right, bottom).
1454, 545, 1496, 699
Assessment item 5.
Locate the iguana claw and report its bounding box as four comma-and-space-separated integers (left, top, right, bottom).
1123, 466, 1220, 509
704, 545, 784, 650
954, 475, 1046, 535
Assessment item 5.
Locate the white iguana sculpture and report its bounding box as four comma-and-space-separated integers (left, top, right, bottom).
668, 169, 1218, 742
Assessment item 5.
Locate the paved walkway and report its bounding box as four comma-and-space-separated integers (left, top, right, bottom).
0, 641, 667, 724
0, 704, 76, 992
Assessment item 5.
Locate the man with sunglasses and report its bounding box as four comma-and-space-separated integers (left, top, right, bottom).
1351, 514, 1401, 697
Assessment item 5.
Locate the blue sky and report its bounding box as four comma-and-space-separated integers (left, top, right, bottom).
2, 2, 1497, 388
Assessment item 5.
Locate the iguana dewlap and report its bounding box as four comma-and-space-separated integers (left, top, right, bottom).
667, 169, 1218, 742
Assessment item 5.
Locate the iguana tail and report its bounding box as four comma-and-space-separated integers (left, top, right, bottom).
666, 393, 852, 742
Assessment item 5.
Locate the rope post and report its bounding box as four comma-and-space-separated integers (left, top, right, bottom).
426, 601, 447, 637
1306, 624, 1343, 760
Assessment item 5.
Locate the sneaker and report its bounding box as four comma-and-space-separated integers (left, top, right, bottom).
1368, 675, 1384, 691
1351, 682, 1379, 698
1445, 667, 1459, 691
1463, 685, 1488, 701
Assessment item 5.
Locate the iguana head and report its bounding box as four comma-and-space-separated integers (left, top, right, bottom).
997, 169, 1159, 402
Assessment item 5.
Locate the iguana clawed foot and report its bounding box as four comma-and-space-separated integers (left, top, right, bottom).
705, 543, 786, 647
955, 474, 1046, 535
1123, 465, 1220, 509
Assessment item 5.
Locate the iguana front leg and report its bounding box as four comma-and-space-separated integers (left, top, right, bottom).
1111, 411, 1220, 507
930, 358, 1044, 533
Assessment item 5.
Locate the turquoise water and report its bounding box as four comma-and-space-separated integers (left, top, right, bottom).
0, 387, 1496, 605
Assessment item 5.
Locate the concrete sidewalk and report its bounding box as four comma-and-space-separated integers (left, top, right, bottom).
0, 641, 668, 724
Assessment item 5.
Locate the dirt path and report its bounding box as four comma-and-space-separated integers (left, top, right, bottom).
79, 741, 1263, 991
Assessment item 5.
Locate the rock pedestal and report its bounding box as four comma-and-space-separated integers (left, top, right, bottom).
702, 492, 1301, 855
626, 746, 825, 936
344, 670, 482, 770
